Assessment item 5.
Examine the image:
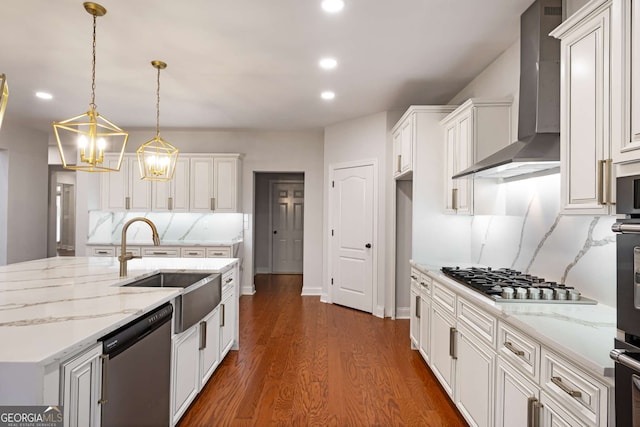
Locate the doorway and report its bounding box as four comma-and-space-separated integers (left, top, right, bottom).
48, 167, 76, 257
254, 172, 305, 276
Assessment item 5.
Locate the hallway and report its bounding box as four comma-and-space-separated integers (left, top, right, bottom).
178, 274, 467, 426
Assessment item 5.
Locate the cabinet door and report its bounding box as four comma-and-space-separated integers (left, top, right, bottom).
101, 155, 129, 210
152, 157, 189, 212
199, 307, 221, 389
61, 343, 102, 427
410, 285, 420, 349
190, 157, 215, 212
455, 326, 495, 427
495, 358, 541, 427
128, 158, 152, 211
540, 390, 588, 427
213, 157, 239, 212
418, 293, 430, 362
220, 290, 236, 359
455, 113, 473, 215
171, 327, 200, 424
444, 122, 457, 213
429, 303, 456, 397
400, 117, 413, 173
560, 7, 613, 214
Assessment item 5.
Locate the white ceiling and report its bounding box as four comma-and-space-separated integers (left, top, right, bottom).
0, 0, 533, 132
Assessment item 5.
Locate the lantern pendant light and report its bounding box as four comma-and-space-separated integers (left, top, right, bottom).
53, 2, 128, 172
0, 74, 8, 130
136, 60, 179, 181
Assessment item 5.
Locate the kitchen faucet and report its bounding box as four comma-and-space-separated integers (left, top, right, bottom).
119, 217, 161, 277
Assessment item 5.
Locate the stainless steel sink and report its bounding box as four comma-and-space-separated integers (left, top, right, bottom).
124, 272, 221, 333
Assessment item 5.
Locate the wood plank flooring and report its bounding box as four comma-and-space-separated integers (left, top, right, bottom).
178, 274, 467, 426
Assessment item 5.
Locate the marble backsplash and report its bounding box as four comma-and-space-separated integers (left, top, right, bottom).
87, 211, 244, 245
470, 174, 617, 307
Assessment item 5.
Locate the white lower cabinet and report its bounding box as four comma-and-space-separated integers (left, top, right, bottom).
171, 326, 200, 425
199, 306, 221, 389
410, 274, 421, 349
495, 356, 540, 427
220, 284, 236, 358
61, 343, 102, 427
429, 300, 456, 397
541, 390, 588, 427
418, 276, 431, 363
454, 325, 496, 427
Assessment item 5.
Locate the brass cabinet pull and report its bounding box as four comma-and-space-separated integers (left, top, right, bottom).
199, 321, 207, 350
168, 197, 173, 211
504, 341, 525, 356
527, 397, 543, 427
220, 304, 225, 327
449, 327, 457, 359
452, 188, 458, 211
125, 196, 130, 210
597, 160, 605, 205
551, 376, 582, 398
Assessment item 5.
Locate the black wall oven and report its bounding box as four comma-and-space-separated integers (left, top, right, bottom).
611, 174, 640, 426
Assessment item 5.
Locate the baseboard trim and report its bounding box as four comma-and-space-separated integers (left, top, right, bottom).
396, 306, 410, 319
301, 286, 322, 296
373, 305, 385, 319
241, 285, 256, 295
255, 267, 271, 274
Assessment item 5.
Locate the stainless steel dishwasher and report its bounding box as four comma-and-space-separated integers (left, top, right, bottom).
99, 302, 173, 427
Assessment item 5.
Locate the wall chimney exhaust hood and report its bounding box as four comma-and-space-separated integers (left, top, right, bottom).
452, 0, 562, 180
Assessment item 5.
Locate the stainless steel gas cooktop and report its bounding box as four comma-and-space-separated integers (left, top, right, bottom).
440, 267, 596, 304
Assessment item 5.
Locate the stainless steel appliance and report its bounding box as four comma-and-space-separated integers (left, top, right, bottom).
440, 266, 596, 304
611, 174, 640, 426
99, 302, 173, 427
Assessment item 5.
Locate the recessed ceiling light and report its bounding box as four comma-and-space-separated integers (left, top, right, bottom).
319, 58, 338, 70
321, 0, 345, 13
321, 91, 336, 100
35, 91, 53, 100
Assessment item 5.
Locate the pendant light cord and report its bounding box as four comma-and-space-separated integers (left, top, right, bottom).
156, 65, 161, 137
90, 13, 97, 111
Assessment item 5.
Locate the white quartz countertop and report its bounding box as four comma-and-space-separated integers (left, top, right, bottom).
0, 256, 238, 365
86, 240, 242, 246
411, 261, 616, 380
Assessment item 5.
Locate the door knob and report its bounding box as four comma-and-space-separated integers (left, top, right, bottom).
273, 230, 277, 234
365, 243, 371, 248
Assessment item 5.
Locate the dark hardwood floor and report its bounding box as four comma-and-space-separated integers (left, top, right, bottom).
178, 274, 467, 426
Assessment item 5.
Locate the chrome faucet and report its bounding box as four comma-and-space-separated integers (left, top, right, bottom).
119, 217, 161, 277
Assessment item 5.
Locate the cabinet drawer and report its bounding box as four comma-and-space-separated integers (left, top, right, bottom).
116, 246, 140, 257
180, 248, 206, 258
457, 297, 497, 348
141, 247, 180, 257
90, 246, 115, 257
432, 280, 456, 316
497, 322, 541, 381
222, 269, 235, 293
206, 247, 231, 258
541, 348, 608, 426
419, 274, 432, 298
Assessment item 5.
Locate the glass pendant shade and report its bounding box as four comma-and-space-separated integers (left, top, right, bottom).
52, 2, 128, 172
136, 135, 178, 181
137, 60, 178, 181
53, 109, 128, 171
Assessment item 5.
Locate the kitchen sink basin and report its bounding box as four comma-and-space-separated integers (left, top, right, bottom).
124, 272, 221, 333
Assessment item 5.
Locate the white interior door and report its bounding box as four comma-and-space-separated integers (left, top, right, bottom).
331, 164, 374, 313
271, 182, 304, 273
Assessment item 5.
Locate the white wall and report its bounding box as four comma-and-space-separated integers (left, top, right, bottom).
0, 119, 49, 265
324, 111, 391, 317
75, 129, 324, 295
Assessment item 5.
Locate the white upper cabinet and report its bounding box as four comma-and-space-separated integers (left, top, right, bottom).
612, 0, 640, 163
392, 113, 414, 179
440, 99, 512, 215
190, 155, 242, 213
152, 157, 190, 212
551, 0, 615, 214
101, 154, 152, 211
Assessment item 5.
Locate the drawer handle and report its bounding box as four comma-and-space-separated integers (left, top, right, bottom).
97, 250, 109, 254
152, 251, 168, 255
213, 252, 224, 256
551, 376, 582, 398
410, 275, 418, 280
225, 277, 233, 283
188, 252, 199, 255
504, 341, 525, 356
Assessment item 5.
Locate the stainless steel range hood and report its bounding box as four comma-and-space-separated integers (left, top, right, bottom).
452, 0, 562, 179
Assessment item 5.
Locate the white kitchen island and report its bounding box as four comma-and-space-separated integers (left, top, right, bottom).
0, 256, 239, 420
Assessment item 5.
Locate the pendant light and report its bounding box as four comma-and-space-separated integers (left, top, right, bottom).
53, 2, 128, 172
0, 74, 8, 129
136, 60, 179, 181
